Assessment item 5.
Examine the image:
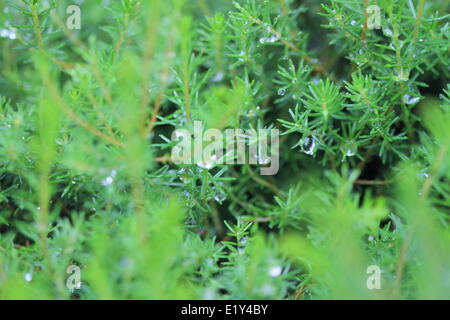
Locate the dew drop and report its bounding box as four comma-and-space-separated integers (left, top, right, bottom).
383, 28, 393, 37
246, 109, 257, 117
211, 72, 224, 83
269, 266, 282, 277
344, 142, 357, 157
278, 88, 286, 96
301, 136, 317, 155
259, 155, 271, 165
259, 33, 278, 44
102, 176, 113, 186
402, 94, 420, 105
197, 158, 215, 170
269, 35, 279, 42
346, 148, 356, 157
24, 272, 33, 282
101, 170, 116, 187
214, 191, 227, 202
178, 168, 190, 183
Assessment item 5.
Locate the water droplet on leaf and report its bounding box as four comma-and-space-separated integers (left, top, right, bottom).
301, 136, 318, 155
269, 266, 282, 277
383, 28, 393, 37
211, 72, 224, 83
402, 94, 420, 105
343, 142, 357, 157
197, 157, 215, 170
24, 272, 33, 282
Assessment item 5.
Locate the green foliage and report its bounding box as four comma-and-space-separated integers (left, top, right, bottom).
0, 0, 449, 300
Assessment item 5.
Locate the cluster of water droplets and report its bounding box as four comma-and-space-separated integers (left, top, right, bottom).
259, 34, 279, 44
382, 27, 412, 81
259, 25, 279, 44
0, 29, 17, 40
245, 105, 261, 117
91, 196, 98, 213
238, 51, 246, 63
172, 111, 188, 126
177, 167, 192, 183
420, 173, 429, 180
248, 150, 271, 165
196, 154, 218, 170
178, 169, 228, 203
348, 47, 368, 66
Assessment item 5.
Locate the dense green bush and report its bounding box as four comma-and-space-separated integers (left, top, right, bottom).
0, 0, 449, 299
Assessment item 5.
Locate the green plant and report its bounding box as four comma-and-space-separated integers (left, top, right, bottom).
0, 0, 448, 300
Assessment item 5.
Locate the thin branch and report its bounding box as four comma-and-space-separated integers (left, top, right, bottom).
361, 0, 369, 43
279, 0, 288, 16
31, 5, 74, 69
41, 72, 122, 146
114, 13, 130, 56
247, 165, 282, 196
413, 0, 426, 40
49, 12, 114, 105
146, 31, 176, 137
354, 179, 391, 185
